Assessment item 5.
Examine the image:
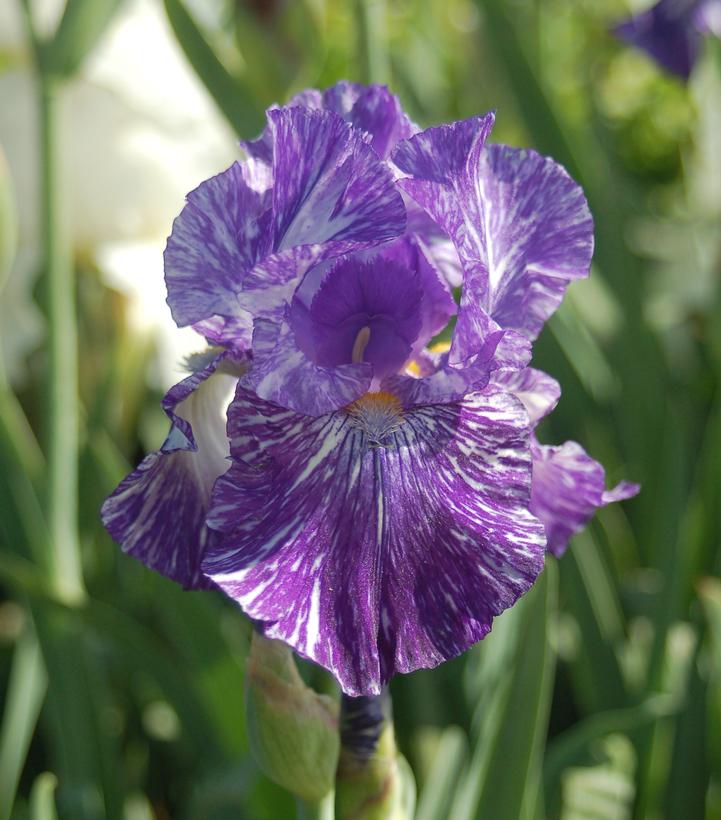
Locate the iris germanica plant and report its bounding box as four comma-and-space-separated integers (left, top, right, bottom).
102, 82, 638, 697
613, 0, 721, 78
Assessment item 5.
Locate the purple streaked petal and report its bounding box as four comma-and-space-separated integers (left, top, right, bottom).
393, 114, 496, 183
492, 367, 561, 427
269, 107, 406, 251
102, 353, 243, 588
164, 162, 270, 340
203, 385, 546, 695
449, 264, 532, 369
243, 316, 372, 415
530, 439, 639, 557
236, 107, 407, 319
321, 82, 417, 159
383, 331, 503, 406
378, 237, 457, 357
395, 122, 593, 350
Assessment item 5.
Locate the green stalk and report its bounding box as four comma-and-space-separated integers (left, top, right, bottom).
39, 76, 84, 602
295, 793, 335, 820
353, 0, 390, 85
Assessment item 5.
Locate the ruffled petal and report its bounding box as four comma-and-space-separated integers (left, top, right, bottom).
321, 81, 417, 158
101, 353, 243, 587
394, 121, 593, 355
237, 107, 407, 318
492, 367, 561, 427
270, 106, 406, 251
164, 162, 270, 343
203, 385, 546, 695
243, 317, 372, 415
530, 439, 639, 557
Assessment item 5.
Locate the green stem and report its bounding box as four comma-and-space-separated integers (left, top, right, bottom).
39, 76, 84, 602
295, 793, 334, 820
353, 0, 390, 85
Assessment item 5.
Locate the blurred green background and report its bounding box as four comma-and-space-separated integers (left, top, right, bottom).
1, 0, 720, 818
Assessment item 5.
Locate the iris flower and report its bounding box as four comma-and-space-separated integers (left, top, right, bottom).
102, 83, 638, 695
613, 0, 721, 79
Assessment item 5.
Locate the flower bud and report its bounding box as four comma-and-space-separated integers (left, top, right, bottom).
245, 631, 339, 802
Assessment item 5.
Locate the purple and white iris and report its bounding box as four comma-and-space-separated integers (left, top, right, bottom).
102, 82, 638, 696
612, 0, 721, 79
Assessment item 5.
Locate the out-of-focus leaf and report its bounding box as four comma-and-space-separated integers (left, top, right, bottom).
560, 735, 636, 820
353, 0, 390, 84
663, 640, 709, 819
29, 773, 59, 820
415, 726, 468, 820
84, 599, 226, 766
544, 695, 676, 816
0, 145, 17, 292
450, 562, 556, 820
474, 563, 557, 820
33, 607, 122, 820
40, 0, 124, 79
163, 0, 265, 137
561, 541, 628, 713
0, 626, 47, 820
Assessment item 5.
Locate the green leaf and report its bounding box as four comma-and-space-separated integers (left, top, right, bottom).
560, 735, 636, 820
0, 627, 47, 820
30, 773, 59, 820
415, 726, 468, 820
560, 542, 628, 713
41, 0, 124, 79
544, 696, 676, 816
163, 0, 265, 137
0, 145, 17, 293
450, 562, 557, 820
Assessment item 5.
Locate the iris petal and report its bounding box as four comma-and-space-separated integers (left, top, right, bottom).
101, 353, 242, 588
203, 384, 546, 696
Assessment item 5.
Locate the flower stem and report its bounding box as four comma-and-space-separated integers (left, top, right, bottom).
39, 76, 84, 602
353, 0, 390, 85
295, 793, 334, 820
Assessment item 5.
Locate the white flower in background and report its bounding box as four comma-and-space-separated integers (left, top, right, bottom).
0, 0, 238, 387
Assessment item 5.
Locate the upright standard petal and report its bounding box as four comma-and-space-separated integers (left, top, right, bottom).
203, 385, 546, 696
530, 440, 639, 557
394, 120, 594, 358
101, 353, 243, 588
238, 107, 407, 317
320, 81, 417, 159
164, 162, 270, 343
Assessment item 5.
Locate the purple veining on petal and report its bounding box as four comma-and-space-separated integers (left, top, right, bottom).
394, 120, 593, 360
491, 367, 561, 427
237, 107, 407, 318
203, 385, 546, 696
530, 439, 639, 557
612, 0, 711, 79
269, 107, 406, 251
101, 352, 245, 588
384, 330, 503, 406
164, 163, 270, 343
243, 315, 372, 415
321, 81, 418, 159
378, 237, 457, 358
